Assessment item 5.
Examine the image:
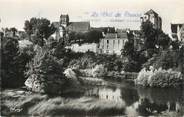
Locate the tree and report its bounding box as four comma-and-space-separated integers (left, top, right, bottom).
178, 45, 184, 74
141, 20, 157, 50
121, 31, 134, 57
25, 46, 66, 94
171, 40, 180, 50
68, 31, 77, 43
156, 30, 171, 50
10, 27, 18, 37
1, 37, 20, 88
24, 18, 56, 46
85, 29, 103, 43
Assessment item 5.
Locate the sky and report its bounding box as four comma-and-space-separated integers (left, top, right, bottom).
0, 0, 184, 35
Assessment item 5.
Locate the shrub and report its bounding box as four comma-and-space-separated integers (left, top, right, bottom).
135, 68, 153, 87
148, 69, 183, 87
92, 64, 107, 77
135, 67, 184, 87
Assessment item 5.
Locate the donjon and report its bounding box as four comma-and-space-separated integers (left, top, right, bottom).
141, 9, 162, 30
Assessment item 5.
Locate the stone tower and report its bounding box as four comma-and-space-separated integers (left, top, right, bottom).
58, 14, 69, 39
60, 14, 69, 28
141, 9, 162, 30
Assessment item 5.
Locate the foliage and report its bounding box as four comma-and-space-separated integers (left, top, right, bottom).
143, 47, 184, 74
24, 17, 56, 46
92, 64, 107, 77
156, 31, 171, 50
10, 27, 18, 37
122, 40, 134, 57
85, 29, 103, 43
141, 20, 157, 50
171, 40, 181, 50
68, 52, 124, 74
1, 37, 23, 88
135, 67, 183, 87
25, 46, 65, 80
123, 60, 141, 72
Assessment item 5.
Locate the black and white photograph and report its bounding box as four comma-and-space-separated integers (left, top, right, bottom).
0, 0, 184, 116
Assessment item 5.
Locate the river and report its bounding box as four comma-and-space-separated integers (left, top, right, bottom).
81, 79, 184, 116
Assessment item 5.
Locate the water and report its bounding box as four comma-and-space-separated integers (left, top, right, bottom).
82, 80, 184, 116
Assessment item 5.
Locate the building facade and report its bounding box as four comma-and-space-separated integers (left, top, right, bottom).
99, 30, 128, 55
171, 23, 184, 42
65, 43, 98, 53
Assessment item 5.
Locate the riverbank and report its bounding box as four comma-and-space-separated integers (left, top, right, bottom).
1, 80, 184, 117
1, 88, 125, 116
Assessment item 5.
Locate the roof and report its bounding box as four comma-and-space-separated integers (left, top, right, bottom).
117, 32, 128, 38
104, 32, 128, 39
145, 9, 158, 16
68, 22, 90, 32
105, 33, 117, 38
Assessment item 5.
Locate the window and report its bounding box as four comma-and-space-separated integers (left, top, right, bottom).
107, 40, 109, 49
113, 40, 115, 49
118, 40, 120, 48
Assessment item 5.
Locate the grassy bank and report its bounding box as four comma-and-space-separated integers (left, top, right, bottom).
1, 88, 125, 116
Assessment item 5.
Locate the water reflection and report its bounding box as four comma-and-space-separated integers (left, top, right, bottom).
84, 82, 184, 116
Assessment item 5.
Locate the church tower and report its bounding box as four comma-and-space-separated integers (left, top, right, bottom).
58, 14, 69, 40
141, 9, 162, 30
60, 14, 69, 28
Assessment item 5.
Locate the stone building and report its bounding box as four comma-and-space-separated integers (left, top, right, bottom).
141, 9, 162, 30
65, 43, 98, 53
99, 29, 128, 55
67, 22, 90, 33
50, 14, 90, 41
171, 23, 184, 42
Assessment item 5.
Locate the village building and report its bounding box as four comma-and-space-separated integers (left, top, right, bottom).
67, 22, 90, 33
171, 23, 184, 42
51, 9, 162, 55
99, 29, 128, 55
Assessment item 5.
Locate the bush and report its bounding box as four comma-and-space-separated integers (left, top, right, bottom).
135, 67, 184, 87
92, 64, 107, 77
135, 68, 153, 87
148, 69, 183, 87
